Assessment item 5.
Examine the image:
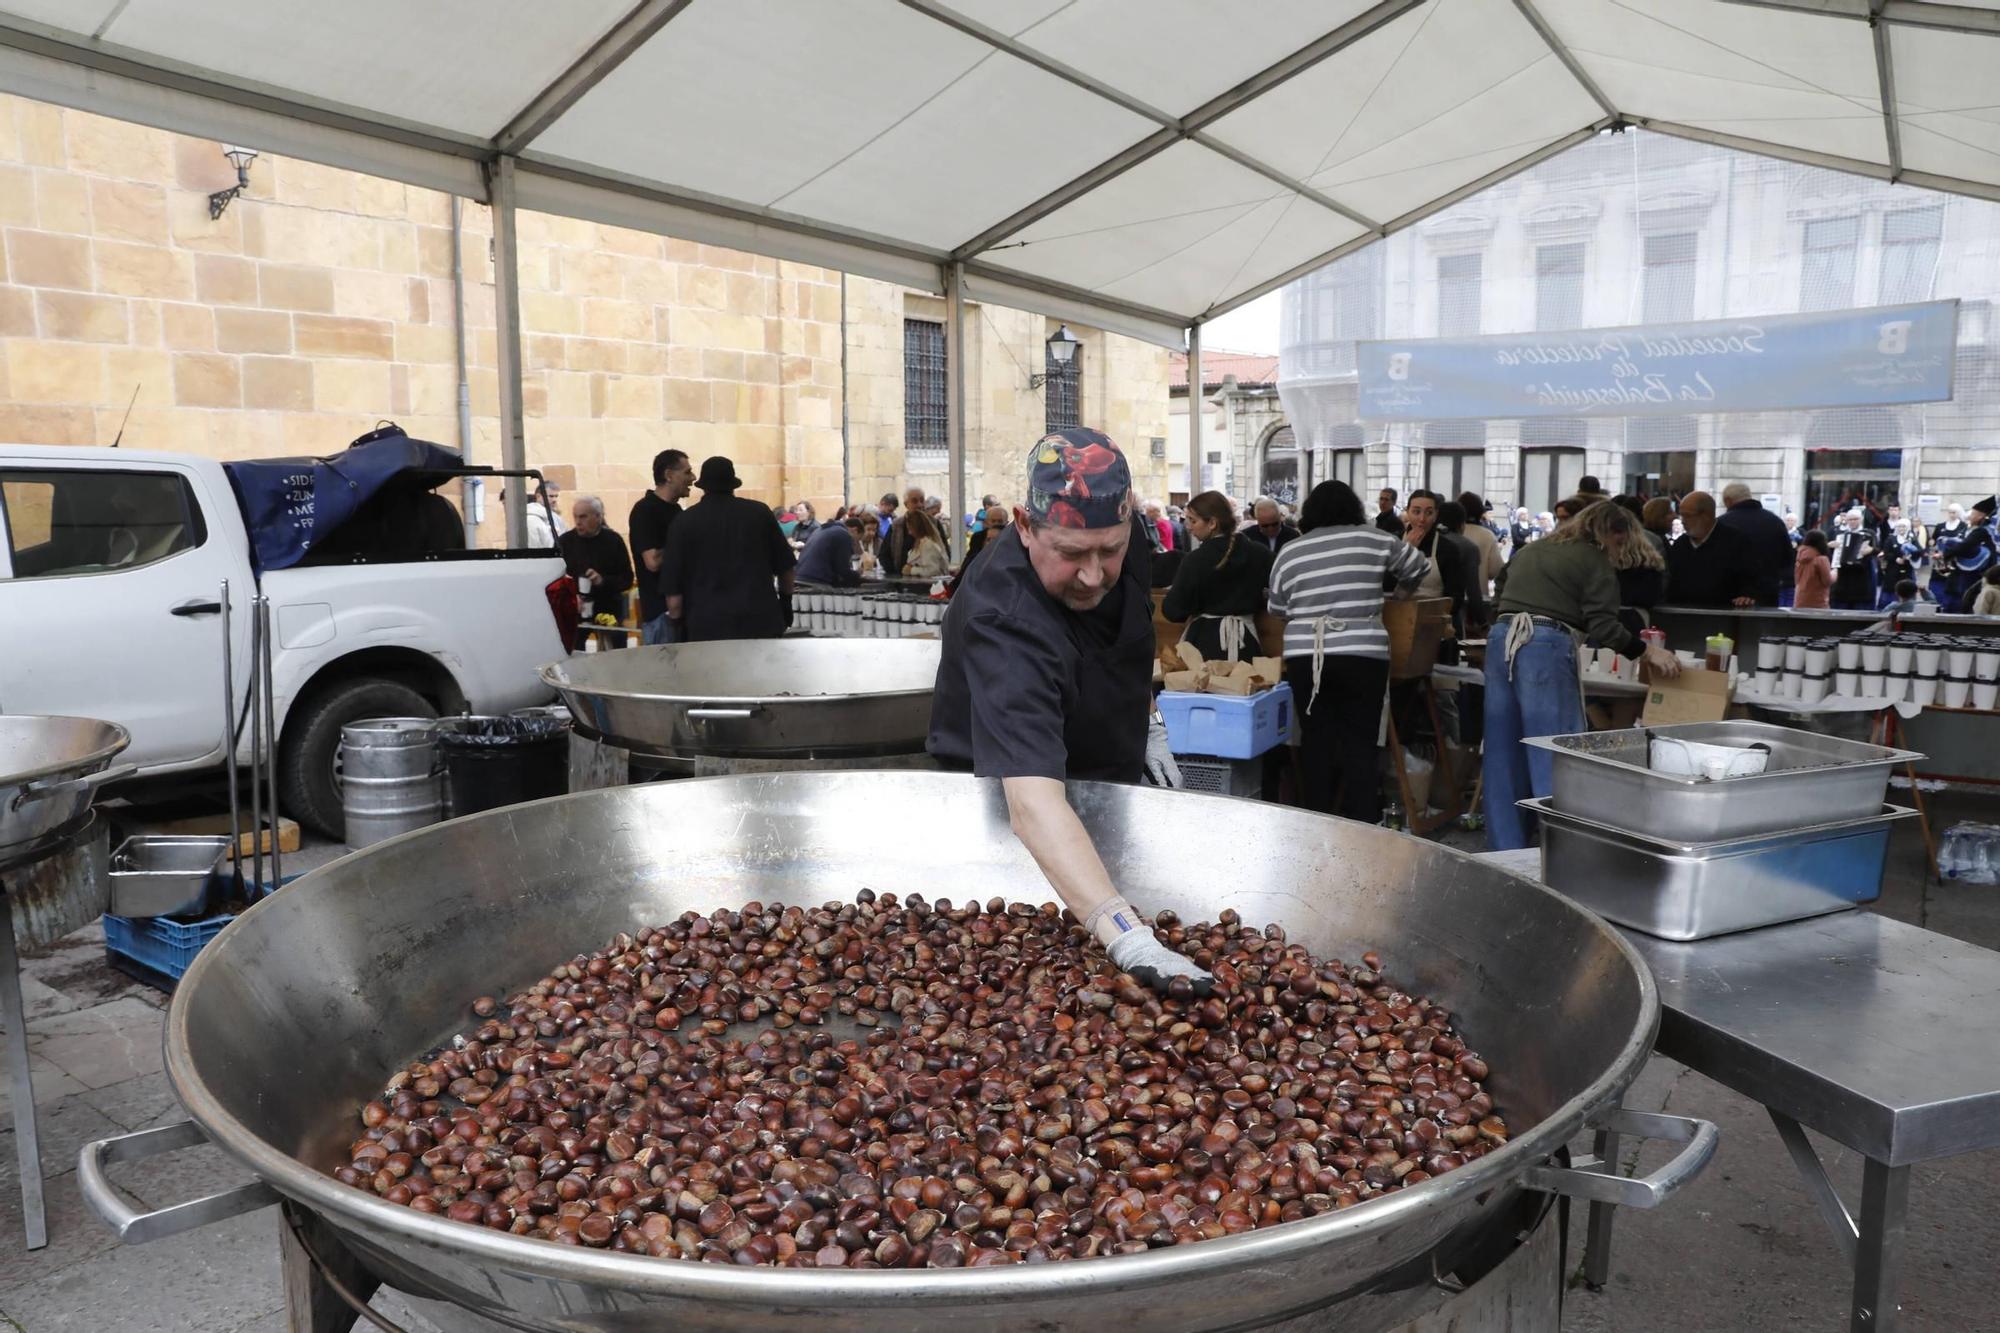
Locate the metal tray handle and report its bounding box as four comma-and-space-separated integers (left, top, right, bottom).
79, 1120, 278, 1243
1521, 1108, 1718, 1209
686, 708, 756, 719
11, 762, 138, 811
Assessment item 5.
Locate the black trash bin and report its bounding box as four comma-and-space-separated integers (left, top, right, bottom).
435, 715, 569, 818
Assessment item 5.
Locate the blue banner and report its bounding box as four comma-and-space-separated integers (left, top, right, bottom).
1357, 300, 1958, 421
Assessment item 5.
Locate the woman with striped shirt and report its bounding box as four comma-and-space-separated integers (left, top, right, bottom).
1268, 480, 1430, 822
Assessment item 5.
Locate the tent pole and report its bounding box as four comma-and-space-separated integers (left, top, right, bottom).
488, 156, 529, 546
946, 262, 967, 563
1186, 322, 1203, 502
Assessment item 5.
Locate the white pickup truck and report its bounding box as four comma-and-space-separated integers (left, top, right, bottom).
0, 443, 571, 836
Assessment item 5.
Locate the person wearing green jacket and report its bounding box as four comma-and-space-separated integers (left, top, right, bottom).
1484, 500, 1682, 850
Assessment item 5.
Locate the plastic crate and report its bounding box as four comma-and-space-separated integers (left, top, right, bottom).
103, 911, 231, 981
1177, 755, 1263, 798
1158, 684, 1293, 760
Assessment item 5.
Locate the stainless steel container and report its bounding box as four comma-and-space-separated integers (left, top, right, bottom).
107, 835, 230, 918
338, 718, 442, 848
1523, 797, 1916, 940
80, 776, 1713, 1333
1525, 720, 1921, 842
540, 639, 939, 763
0, 715, 134, 851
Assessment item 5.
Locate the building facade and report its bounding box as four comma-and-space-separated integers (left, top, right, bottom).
0, 94, 1169, 542
1165, 351, 1287, 504
1280, 129, 2000, 525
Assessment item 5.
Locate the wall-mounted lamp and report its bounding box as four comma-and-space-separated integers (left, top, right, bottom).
1028, 324, 1081, 388
208, 144, 258, 220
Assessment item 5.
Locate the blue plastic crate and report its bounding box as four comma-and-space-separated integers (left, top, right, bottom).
1158, 683, 1293, 760
103, 911, 231, 980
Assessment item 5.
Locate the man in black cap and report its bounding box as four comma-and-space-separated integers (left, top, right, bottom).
1938, 495, 1998, 613
930, 427, 1209, 997
658, 456, 796, 641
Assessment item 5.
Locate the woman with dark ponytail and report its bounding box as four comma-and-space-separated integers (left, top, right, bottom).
1161, 491, 1273, 662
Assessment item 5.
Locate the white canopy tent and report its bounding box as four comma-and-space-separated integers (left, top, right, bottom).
4, 0, 1998, 539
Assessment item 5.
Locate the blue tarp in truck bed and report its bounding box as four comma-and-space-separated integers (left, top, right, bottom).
222, 428, 461, 573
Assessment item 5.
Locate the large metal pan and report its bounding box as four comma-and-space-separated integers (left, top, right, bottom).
86, 776, 1711, 1331
0, 715, 135, 852
540, 639, 939, 761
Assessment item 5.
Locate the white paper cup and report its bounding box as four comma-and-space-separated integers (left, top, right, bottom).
1756, 669, 1779, 694
1861, 671, 1885, 698
1785, 641, 1808, 671
1837, 640, 1861, 669
1861, 642, 1887, 670
1834, 669, 1857, 695
1976, 680, 1999, 710
1977, 650, 2000, 683
1883, 673, 1909, 704
1912, 675, 1938, 706
1780, 670, 1803, 698
1915, 646, 1940, 673
1678, 649, 1701, 667
1888, 644, 1912, 672
1757, 641, 1784, 670
1948, 648, 1974, 675
1943, 676, 1971, 708
1805, 646, 1831, 673
1800, 674, 1830, 704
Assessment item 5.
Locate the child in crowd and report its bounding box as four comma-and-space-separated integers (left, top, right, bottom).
1974, 567, 2000, 618
1888, 579, 1924, 616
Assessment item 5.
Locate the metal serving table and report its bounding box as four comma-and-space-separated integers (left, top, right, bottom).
1480, 846, 2000, 1332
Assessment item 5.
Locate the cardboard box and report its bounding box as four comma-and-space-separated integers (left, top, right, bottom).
1641, 665, 1733, 725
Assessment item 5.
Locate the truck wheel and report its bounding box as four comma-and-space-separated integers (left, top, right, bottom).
280, 678, 436, 840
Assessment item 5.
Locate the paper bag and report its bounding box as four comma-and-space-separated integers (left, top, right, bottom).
1175, 642, 1205, 675
1640, 665, 1733, 725
1163, 670, 1205, 693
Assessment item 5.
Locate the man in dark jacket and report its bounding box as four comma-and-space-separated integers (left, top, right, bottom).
1241, 498, 1301, 555
556, 496, 634, 645
1716, 483, 1791, 607
1666, 491, 1758, 607
1374, 487, 1403, 536
659, 456, 797, 641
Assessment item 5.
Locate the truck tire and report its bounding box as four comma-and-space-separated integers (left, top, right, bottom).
280, 678, 437, 840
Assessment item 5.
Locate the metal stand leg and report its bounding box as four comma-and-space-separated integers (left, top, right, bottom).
1581, 1125, 1619, 1289
1853, 1159, 1910, 1333
0, 888, 47, 1249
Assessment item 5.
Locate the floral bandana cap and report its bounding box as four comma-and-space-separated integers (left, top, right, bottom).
1024, 427, 1132, 529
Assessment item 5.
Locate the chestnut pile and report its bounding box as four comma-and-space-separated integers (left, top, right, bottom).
331, 893, 1506, 1267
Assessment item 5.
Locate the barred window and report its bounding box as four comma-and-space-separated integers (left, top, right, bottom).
1535, 242, 1585, 331
1878, 206, 1943, 306
903, 318, 947, 453
1800, 216, 1859, 312
1642, 232, 1697, 322
1437, 252, 1482, 336
1044, 342, 1081, 433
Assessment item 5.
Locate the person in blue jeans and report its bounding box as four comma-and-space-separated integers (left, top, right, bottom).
1484, 501, 1683, 851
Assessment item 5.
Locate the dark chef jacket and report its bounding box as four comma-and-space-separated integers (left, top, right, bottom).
928, 516, 1154, 783
658, 493, 797, 642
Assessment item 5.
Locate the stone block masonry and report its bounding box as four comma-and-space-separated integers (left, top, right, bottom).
0, 92, 1171, 540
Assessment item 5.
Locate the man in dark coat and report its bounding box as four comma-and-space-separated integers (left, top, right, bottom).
658, 456, 797, 641
556, 495, 634, 647
1666, 491, 1758, 607
1716, 482, 1792, 607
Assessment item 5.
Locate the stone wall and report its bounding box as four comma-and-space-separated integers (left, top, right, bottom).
0, 94, 1171, 542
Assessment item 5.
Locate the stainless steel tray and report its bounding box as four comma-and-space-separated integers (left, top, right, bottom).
1522, 797, 1914, 941
107, 835, 229, 918
1525, 720, 1921, 842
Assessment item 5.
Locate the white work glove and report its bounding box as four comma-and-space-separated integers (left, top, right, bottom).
1143, 715, 1182, 788
1108, 930, 1215, 997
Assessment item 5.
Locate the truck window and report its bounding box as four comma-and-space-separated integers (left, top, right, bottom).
0, 469, 205, 579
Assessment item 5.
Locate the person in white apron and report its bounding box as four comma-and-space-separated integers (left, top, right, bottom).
1160, 492, 1272, 663
1266, 481, 1431, 823
1483, 501, 1682, 851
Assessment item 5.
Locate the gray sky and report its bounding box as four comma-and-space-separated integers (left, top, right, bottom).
1199, 291, 1281, 355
